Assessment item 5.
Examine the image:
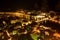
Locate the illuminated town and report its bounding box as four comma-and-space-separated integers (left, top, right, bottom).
0, 0, 60, 40
0, 10, 60, 40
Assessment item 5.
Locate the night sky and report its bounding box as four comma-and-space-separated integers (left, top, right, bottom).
0, 0, 60, 11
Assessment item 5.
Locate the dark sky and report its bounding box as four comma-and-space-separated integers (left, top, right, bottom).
0, 0, 60, 11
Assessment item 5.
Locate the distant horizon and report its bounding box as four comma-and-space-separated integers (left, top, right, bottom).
0, 0, 60, 12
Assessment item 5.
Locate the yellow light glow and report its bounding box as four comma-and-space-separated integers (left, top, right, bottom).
36, 16, 45, 18
53, 33, 60, 37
